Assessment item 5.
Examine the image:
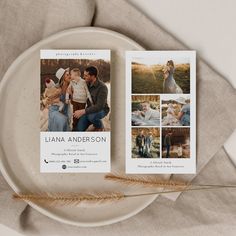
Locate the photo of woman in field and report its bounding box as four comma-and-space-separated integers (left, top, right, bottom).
132, 58, 190, 94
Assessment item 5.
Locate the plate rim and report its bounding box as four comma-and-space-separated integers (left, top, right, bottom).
0, 26, 158, 227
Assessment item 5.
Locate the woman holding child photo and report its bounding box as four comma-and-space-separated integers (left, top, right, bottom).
46, 68, 71, 131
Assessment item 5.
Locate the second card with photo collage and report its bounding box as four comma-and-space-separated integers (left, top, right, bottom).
126, 50, 196, 174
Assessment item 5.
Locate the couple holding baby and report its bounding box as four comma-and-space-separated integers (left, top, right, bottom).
45, 66, 109, 132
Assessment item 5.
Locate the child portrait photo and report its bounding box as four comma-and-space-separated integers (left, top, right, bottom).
131, 95, 160, 126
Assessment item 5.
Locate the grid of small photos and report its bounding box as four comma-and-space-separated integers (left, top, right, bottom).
131, 56, 191, 160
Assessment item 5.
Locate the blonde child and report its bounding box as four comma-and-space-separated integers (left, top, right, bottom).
66, 68, 92, 130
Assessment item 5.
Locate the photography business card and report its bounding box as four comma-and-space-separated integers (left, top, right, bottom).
40, 50, 111, 173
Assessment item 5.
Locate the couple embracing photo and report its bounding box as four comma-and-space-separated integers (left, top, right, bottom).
40, 65, 110, 132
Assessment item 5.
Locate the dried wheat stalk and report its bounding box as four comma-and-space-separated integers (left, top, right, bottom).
13, 185, 236, 206
12, 173, 236, 206
104, 173, 236, 189
13, 192, 124, 206
105, 173, 188, 189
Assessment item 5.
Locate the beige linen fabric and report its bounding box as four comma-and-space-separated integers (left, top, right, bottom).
0, 0, 236, 235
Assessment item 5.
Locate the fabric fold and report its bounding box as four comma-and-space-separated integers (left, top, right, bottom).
0, 0, 95, 80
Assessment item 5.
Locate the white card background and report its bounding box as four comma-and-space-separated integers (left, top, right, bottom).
126, 51, 196, 174
40, 50, 111, 173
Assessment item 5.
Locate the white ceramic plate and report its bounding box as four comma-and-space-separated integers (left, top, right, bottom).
0, 27, 160, 227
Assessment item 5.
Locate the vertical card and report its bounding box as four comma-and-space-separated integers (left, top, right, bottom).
40, 50, 111, 173
126, 51, 196, 174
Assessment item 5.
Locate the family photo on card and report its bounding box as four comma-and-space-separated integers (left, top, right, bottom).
40, 58, 111, 132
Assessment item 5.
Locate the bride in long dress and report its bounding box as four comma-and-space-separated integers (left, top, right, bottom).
163, 60, 183, 93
